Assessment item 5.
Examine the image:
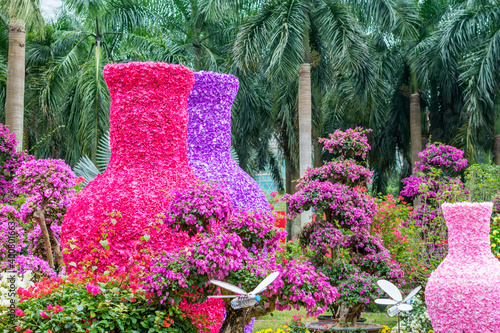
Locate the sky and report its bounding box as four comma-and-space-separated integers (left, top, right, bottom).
40, 0, 63, 20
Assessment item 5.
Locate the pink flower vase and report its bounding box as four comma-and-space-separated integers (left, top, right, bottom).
62, 62, 224, 333
187, 72, 270, 332
425, 202, 500, 333
187, 71, 271, 212
62, 62, 201, 267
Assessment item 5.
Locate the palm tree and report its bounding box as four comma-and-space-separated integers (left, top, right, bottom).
25, 0, 167, 164
426, 0, 500, 163
234, 0, 420, 231
1, 0, 43, 151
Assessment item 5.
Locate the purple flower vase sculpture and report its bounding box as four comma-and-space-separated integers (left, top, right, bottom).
187, 71, 271, 333
187, 71, 270, 212
425, 202, 500, 333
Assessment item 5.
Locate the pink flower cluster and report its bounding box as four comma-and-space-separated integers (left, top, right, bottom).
163, 182, 233, 235
426, 202, 500, 332
318, 127, 372, 160
286, 181, 377, 231
245, 256, 339, 316
224, 210, 287, 254
297, 158, 373, 190
415, 142, 467, 173
86, 283, 102, 296
14, 158, 76, 226
0, 123, 32, 203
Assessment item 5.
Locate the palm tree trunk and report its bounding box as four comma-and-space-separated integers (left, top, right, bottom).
410, 92, 422, 168
298, 63, 312, 229
494, 109, 500, 165
5, 19, 26, 152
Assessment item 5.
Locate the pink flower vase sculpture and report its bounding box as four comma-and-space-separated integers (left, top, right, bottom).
62, 62, 201, 267
425, 202, 500, 333
187, 71, 270, 212
187, 72, 270, 333
62, 62, 224, 333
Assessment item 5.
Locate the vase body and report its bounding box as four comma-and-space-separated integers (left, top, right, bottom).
187, 71, 270, 332
62, 62, 200, 267
425, 202, 500, 333
187, 71, 270, 212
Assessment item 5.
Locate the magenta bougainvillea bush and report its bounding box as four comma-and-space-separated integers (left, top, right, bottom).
61, 62, 199, 269
0, 124, 31, 203
187, 71, 270, 212
425, 202, 500, 332
285, 128, 403, 325
145, 182, 337, 333
0, 158, 77, 277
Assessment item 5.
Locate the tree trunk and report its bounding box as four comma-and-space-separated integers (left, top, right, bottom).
33, 209, 55, 269
5, 19, 26, 152
194, 46, 201, 71
410, 92, 422, 169
285, 159, 293, 241
290, 166, 301, 235
219, 306, 245, 333
494, 110, 500, 165
494, 135, 500, 165
47, 225, 64, 268
299, 63, 312, 230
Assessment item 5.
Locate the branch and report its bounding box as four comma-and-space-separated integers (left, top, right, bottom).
247, 296, 277, 319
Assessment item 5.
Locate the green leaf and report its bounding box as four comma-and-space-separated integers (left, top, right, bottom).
111, 219, 117, 225
100, 240, 109, 248
69, 262, 77, 267
76, 304, 84, 312
143, 234, 150, 242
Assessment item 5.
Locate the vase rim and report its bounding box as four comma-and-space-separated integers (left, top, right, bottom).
103, 61, 191, 74
442, 201, 493, 207
195, 70, 238, 81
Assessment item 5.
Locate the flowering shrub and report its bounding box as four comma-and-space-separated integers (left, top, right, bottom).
143, 182, 337, 333
318, 127, 372, 160
0, 273, 201, 333
491, 216, 500, 260
0, 271, 34, 314
286, 128, 400, 325
414, 142, 467, 174
400, 142, 468, 287
0, 206, 55, 277
0, 124, 31, 204
14, 159, 76, 270
370, 195, 420, 284
164, 182, 233, 236
224, 210, 287, 254
287, 181, 376, 232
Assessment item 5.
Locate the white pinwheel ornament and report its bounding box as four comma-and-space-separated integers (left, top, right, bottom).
208, 272, 280, 309
375, 280, 422, 317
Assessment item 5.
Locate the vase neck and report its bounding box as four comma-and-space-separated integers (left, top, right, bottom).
103, 62, 195, 169
443, 202, 493, 257
187, 71, 239, 158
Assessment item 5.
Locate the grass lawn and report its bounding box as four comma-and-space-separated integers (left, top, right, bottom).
253, 309, 398, 332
